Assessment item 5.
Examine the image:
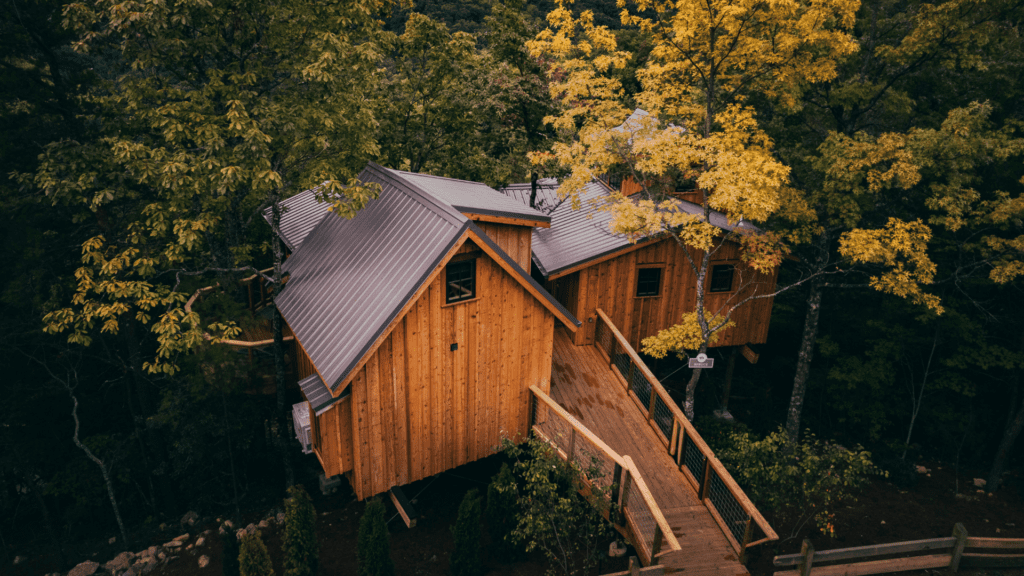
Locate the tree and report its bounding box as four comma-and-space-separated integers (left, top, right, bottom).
485, 463, 521, 561
357, 499, 395, 576
239, 532, 275, 576
498, 436, 614, 576
528, 0, 859, 419
450, 489, 483, 576
283, 485, 319, 576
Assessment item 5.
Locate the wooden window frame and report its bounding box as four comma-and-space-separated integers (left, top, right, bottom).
635, 265, 664, 298
707, 261, 738, 294
444, 255, 478, 305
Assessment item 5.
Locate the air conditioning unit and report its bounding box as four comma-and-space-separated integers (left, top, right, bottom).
292, 402, 313, 454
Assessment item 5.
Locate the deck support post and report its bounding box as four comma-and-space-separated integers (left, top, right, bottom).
739, 518, 753, 563
619, 468, 632, 516
797, 539, 814, 576
568, 428, 577, 463
699, 458, 712, 501
669, 421, 679, 457
652, 525, 664, 560
950, 523, 968, 572
611, 463, 624, 526
676, 426, 686, 467
647, 383, 658, 419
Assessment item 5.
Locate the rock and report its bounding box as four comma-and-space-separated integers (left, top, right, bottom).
245, 523, 257, 535
198, 555, 210, 569
218, 526, 226, 535
276, 512, 285, 524
68, 560, 100, 576
146, 546, 158, 558
974, 478, 987, 488
181, 510, 199, 526
105, 551, 134, 572
122, 570, 137, 576
109, 537, 117, 545
880, 520, 886, 525
258, 520, 269, 528
163, 540, 182, 549
173, 533, 190, 542
157, 552, 166, 561
608, 541, 626, 558
12, 556, 25, 565
195, 537, 205, 547
997, 528, 1001, 533
236, 529, 246, 540
915, 465, 928, 474
224, 520, 234, 529
186, 544, 194, 551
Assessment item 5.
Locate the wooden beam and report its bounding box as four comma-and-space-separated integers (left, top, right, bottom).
389, 486, 420, 529
740, 344, 759, 364
775, 537, 958, 567
529, 386, 626, 468
951, 523, 967, 571
621, 456, 681, 552
775, 554, 953, 576
965, 536, 1024, 549
462, 212, 551, 228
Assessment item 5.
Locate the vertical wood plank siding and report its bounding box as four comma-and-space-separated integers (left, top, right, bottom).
475, 222, 533, 271
314, 396, 354, 477
568, 238, 777, 349
342, 238, 554, 499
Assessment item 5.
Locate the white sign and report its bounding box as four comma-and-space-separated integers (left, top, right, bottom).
688, 354, 714, 369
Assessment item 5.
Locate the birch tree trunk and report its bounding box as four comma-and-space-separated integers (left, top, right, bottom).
785, 277, 824, 443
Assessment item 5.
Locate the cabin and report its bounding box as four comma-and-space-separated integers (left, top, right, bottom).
234, 162, 781, 573
500, 178, 778, 355
267, 162, 579, 501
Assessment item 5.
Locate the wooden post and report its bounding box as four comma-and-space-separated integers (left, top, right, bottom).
950, 523, 968, 572
721, 346, 738, 412
699, 458, 712, 500
628, 556, 641, 576
676, 427, 686, 467
647, 378, 658, 418
568, 428, 577, 463
528, 392, 536, 430
611, 463, 624, 525
619, 468, 632, 514
798, 539, 814, 576
652, 525, 664, 559
669, 421, 679, 457
739, 518, 753, 563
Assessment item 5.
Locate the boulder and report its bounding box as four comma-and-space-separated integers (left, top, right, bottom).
173, 533, 190, 542
122, 570, 136, 576
157, 552, 167, 561
245, 523, 257, 535
105, 551, 133, 572
68, 560, 100, 576
198, 555, 211, 569
915, 465, 929, 474
223, 520, 234, 529
218, 526, 226, 535
163, 541, 182, 549
181, 511, 199, 527
146, 546, 158, 558
973, 478, 987, 488
258, 520, 269, 528
108, 537, 117, 545
195, 537, 205, 547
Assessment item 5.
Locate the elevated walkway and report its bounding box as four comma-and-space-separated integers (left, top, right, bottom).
531, 310, 776, 575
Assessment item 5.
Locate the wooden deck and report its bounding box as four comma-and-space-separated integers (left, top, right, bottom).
549, 328, 749, 576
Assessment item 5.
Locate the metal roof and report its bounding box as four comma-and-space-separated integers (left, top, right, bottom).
389, 170, 551, 224
262, 187, 333, 252
496, 179, 561, 213
500, 179, 760, 278
298, 374, 346, 415
275, 162, 578, 394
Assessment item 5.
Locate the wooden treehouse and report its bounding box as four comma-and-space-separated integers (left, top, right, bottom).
246, 162, 778, 574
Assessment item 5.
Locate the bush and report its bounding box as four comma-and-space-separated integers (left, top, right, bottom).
222, 530, 240, 576
450, 489, 483, 576
239, 531, 275, 576
499, 435, 616, 576
283, 485, 318, 576
486, 463, 521, 561
357, 498, 395, 576
715, 427, 881, 538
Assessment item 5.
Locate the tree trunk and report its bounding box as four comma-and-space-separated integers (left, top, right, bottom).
271, 200, 295, 489
529, 171, 538, 209
68, 388, 129, 547
786, 277, 824, 443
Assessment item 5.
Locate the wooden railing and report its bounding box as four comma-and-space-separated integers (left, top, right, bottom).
529, 386, 682, 566
774, 524, 1024, 576
184, 272, 293, 348
592, 308, 778, 558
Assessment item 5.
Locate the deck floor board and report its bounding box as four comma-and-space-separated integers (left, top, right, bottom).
549, 329, 747, 575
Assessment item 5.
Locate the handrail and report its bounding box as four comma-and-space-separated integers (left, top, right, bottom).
593, 308, 778, 552
529, 386, 681, 564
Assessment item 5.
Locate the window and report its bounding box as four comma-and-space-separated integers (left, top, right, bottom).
709, 264, 735, 293
445, 259, 476, 304
607, 173, 623, 190
635, 267, 662, 297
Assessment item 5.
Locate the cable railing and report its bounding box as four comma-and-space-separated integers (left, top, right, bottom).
529, 386, 681, 566
593, 309, 778, 558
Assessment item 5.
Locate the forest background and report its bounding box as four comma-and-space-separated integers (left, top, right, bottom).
1, 0, 1023, 570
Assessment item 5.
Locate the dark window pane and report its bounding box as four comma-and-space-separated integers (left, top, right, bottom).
636, 267, 662, 297
709, 264, 734, 293
446, 259, 476, 303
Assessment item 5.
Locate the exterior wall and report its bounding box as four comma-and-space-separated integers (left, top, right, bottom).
341, 238, 555, 499
566, 238, 776, 350
293, 337, 356, 477
475, 221, 533, 271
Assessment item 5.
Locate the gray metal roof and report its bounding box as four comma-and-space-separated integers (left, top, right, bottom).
262, 188, 333, 252
501, 179, 760, 278
390, 170, 551, 224
496, 179, 561, 213
298, 374, 345, 415
276, 162, 578, 394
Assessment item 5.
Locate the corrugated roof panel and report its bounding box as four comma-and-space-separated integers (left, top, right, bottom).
391, 170, 550, 224
276, 165, 468, 392
262, 188, 333, 251
298, 374, 343, 415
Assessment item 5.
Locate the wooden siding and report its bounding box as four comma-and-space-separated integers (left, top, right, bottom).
293, 339, 316, 381
344, 238, 555, 500
566, 238, 776, 350
313, 396, 354, 477
475, 221, 533, 271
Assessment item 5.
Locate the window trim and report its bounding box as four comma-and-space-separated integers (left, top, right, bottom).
635, 265, 664, 298
444, 257, 478, 305
707, 262, 738, 294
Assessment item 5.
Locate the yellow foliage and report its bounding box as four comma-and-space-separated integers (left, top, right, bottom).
642, 312, 735, 358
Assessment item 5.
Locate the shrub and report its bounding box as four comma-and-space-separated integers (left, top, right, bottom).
499, 435, 615, 576
283, 485, 319, 576
239, 531, 275, 576
357, 498, 395, 576
485, 463, 521, 561
222, 530, 240, 576
716, 427, 881, 538
450, 489, 483, 576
